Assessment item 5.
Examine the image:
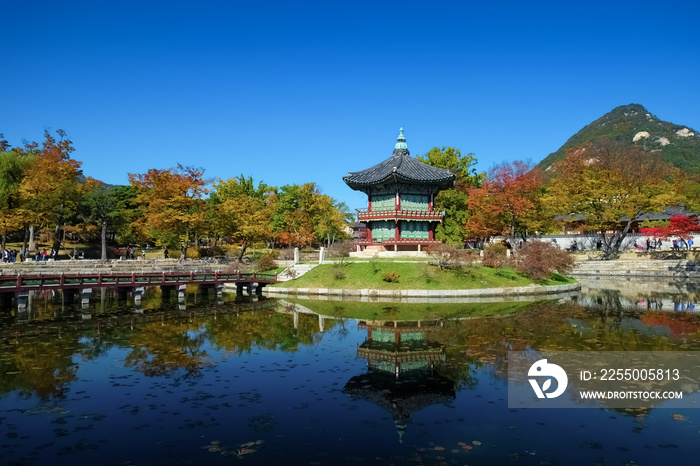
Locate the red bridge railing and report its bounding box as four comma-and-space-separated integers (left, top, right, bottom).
0, 271, 279, 292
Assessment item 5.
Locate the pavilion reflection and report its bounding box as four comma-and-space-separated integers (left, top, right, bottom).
343, 319, 456, 442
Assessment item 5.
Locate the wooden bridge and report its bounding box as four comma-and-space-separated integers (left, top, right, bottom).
0, 271, 279, 308
0, 271, 278, 291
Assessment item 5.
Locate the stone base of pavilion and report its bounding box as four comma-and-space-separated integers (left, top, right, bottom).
351, 243, 437, 258
350, 250, 429, 258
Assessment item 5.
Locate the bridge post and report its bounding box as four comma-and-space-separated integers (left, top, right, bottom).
80, 288, 92, 309
178, 284, 187, 303
294, 247, 299, 264
236, 284, 244, 296
133, 286, 145, 305
216, 284, 224, 297
16, 291, 29, 311
293, 310, 299, 329
319, 247, 325, 264
246, 283, 258, 296
319, 314, 324, 332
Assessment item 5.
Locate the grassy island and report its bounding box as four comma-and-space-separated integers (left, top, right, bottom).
273, 261, 575, 290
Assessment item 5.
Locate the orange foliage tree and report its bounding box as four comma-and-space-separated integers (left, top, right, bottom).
465, 161, 545, 240
129, 164, 209, 259
19, 130, 86, 251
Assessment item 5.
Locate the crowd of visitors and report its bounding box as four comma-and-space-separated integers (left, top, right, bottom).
1, 247, 59, 263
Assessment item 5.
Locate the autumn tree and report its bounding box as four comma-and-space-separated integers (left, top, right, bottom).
545, 143, 681, 259
640, 214, 700, 241
418, 147, 484, 245
465, 161, 545, 241
19, 130, 85, 252
129, 164, 209, 259
211, 175, 274, 260
0, 150, 36, 250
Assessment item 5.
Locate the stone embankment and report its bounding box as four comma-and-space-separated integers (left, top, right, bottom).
0, 259, 232, 275
264, 283, 580, 299
571, 259, 700, 278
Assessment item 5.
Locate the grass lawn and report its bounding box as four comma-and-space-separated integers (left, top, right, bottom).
282, 297, 537, 320
273, 261, 575, 290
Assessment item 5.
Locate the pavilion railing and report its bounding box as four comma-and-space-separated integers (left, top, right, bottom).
357, 208, 444, 221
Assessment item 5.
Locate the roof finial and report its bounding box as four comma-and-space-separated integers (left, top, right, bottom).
395, 127, 407, 150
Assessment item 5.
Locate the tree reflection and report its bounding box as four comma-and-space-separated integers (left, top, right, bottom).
125, 320, 211, 378
0, 336, 79, 400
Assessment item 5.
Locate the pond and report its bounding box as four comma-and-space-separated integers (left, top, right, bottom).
1, 279, 700, 465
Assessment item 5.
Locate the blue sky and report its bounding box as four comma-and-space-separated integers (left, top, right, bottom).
3, 1, 699, 209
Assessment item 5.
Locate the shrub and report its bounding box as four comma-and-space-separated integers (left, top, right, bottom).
426, 243, 475, 270
514, 241, 574, 280
327, 241, 355, 264
482, 242, 509, 268
255, 254, 277, 272
333, 265, 346, 280
382, 271, 400, 283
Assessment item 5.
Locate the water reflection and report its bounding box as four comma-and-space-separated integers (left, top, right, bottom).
1, 282, 700, 464
344, 320, 458, 442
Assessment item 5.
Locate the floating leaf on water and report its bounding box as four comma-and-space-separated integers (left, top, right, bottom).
472, 440, 481, 445
434, 446, 444, 451
242, 441, 256, 447
255, 440, 265, 444
673, 414, 686, 421
464, 445, 473, 450
457, 442, 466, 447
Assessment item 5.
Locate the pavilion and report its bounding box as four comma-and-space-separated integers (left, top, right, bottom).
343, 128, 455, 255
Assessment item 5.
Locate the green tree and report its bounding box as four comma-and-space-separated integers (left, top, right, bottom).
212, 175, 274, 260
0, 150, 36, 250
82, 183, 133, 260
419, 147, 484, 245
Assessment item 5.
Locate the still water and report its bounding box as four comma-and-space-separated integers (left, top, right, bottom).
1, 280, 700, 465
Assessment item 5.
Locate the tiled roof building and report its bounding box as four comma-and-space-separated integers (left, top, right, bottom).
344, 129, 455, 252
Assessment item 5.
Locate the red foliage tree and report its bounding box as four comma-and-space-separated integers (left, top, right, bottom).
640, 214, 700, 240
465, 161, 544, 239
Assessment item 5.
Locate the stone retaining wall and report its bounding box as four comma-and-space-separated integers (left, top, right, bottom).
572, 260, 700, 278
263, 283, 580, 298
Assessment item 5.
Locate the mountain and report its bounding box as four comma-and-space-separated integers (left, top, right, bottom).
538, 104, 700, 174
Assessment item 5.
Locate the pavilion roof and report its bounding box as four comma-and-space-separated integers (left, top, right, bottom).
343, 129, 455, 191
